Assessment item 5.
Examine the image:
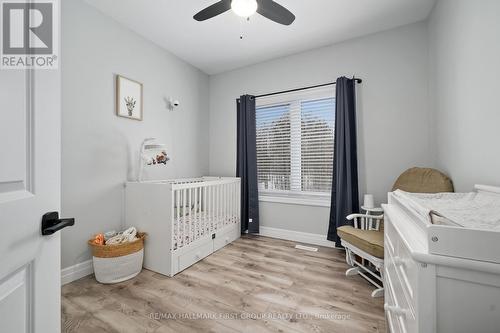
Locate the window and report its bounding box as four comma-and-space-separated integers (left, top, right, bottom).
256, 87, 335, 202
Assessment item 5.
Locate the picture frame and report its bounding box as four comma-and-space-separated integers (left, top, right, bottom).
116, 75, 143, 121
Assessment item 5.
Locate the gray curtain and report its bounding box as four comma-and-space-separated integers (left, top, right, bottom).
327, 77, 359, 246
236, 95, 260, 234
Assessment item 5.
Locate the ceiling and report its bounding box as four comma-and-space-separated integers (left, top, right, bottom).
85, 0, 436, 75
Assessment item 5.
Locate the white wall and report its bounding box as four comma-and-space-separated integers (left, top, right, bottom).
61, 0, 209, 269
209, 22, 432, 236
428, 0, 500, 192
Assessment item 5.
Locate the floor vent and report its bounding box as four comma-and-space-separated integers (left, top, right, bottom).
295, 244, 318, 252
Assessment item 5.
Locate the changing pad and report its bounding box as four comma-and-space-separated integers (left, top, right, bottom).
392, 190, 500, 231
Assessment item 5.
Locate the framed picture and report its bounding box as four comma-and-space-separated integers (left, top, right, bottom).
116, 75, 143, 120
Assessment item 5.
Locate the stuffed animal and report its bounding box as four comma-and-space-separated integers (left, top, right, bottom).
93, 233, 105, 245
156, 151, 169, 165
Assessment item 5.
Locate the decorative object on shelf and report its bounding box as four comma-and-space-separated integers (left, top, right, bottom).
138, 138, 170, 182
116, 75, 143, 121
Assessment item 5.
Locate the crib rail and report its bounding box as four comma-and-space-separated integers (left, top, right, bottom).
171, 177, 240, 251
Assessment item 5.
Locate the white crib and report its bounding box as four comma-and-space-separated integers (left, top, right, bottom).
125, 177, 241, 277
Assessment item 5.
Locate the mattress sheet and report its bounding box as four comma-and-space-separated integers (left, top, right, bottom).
392, 190, 500, 231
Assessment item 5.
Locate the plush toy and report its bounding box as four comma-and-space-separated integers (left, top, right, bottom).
93, 233, 105, 245
156, 151, 169, 165
144, 151, 169, 166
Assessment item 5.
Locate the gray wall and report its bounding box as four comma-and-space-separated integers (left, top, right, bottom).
60, 0, 500, 267
208, 22, 432, 236
61, 0, 209, 269
428, 0, 500, 192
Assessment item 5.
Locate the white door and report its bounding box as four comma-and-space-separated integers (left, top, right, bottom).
0, 5, 63, 333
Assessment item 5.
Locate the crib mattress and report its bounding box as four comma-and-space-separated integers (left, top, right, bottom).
173, 215, 238, 250
392, 190, 500, 231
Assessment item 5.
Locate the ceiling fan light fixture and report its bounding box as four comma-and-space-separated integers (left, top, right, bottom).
231, 0, 258, 17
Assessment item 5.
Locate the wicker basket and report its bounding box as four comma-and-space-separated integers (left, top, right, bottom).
88, 232, 146, 284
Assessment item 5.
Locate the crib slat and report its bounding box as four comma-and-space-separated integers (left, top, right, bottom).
211, 185, 214, 232
214, 185, 217, 232
198, 186, 201, 238
226, 183, 229, 225
188, 187, 192, 244
217, 184, 221, 230
194, 186, 198, 241
237, 181, 241, 224
213, 184, 216, 231
204, 186, 207, 237
183, 188, 186, 247
222, 184, 225, 227
233, 182, 236, 224
229, 183, 232, 225
215, 185, 218, 231
226, 183, 229, 226
175, 190, 181, 248
236, 182, 239, 224
235, 182, 238, 224
171, 187, 175, 251
208, 185, 212, 234
221, 184, 224, 228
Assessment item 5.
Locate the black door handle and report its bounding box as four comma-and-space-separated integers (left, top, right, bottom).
41, 212, 75, 236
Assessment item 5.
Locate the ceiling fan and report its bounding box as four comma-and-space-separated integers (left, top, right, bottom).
194, 0, 296, 26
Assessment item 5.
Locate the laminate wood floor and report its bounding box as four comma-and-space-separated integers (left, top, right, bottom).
62, 235, 386, 333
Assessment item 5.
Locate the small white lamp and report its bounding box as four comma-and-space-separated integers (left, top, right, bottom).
363, 194, 375, 209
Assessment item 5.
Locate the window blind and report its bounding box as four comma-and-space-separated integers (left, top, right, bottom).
300, 98, 335, 192
256, 88, 335, 196
256, 104, 291, 191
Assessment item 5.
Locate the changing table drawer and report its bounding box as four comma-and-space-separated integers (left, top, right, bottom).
178, 241, 213, 272
385, 274, 402, 333
385, 209, 418, 308
396, 236, 418, 303
385, 258, 416, 333
385, 218, 398, 257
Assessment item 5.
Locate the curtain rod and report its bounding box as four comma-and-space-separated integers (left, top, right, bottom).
237, 78, 362, 101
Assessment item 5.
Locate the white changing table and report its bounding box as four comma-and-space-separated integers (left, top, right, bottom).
383, 185, 500, 333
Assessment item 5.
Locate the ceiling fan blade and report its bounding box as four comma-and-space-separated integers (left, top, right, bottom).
194, 0, 231, 21
257, 0, 295, 25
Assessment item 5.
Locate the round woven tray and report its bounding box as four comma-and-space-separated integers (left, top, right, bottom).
88, 232, 147, 258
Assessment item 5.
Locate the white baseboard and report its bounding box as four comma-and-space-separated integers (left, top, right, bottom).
61, 259, 93, 285
258, 226, 337, 248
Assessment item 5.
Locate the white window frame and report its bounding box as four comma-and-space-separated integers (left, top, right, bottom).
256, 86, 334, 206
